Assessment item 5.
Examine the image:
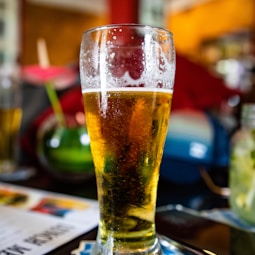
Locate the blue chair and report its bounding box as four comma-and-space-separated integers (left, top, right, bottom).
160, 109, 230, 184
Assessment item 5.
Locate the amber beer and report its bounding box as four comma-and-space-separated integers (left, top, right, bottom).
83, 88, 172, 253
0, 107, 22, 173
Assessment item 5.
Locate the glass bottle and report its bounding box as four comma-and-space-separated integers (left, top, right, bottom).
230, 103, 255, 224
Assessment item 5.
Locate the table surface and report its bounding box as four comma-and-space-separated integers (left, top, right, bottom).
2, 166, 231, 255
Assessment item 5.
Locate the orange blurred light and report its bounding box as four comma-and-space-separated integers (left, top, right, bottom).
166, 0, 255, 54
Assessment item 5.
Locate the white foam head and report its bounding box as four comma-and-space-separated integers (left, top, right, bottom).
80, 25, 176, 93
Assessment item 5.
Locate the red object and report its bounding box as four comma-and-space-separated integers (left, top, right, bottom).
22, 65, 77, 89
108, 0, 139, 24
172, 54, 240, 111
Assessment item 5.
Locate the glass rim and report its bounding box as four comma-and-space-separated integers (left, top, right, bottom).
82, 23, 173, 38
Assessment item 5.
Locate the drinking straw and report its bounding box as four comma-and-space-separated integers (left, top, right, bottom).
37, 38, 66, 127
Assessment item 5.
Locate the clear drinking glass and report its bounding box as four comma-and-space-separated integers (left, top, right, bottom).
80, 24, 176, 255
0, 64, 22, 175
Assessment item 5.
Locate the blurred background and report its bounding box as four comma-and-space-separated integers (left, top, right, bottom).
0, 0, 253, 83
0, 0, 255, 208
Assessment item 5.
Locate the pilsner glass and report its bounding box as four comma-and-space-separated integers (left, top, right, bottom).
80, 24, 175, 255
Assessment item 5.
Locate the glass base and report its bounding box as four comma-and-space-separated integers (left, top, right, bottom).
92, 237, 161, 255
72, 235, 206, 255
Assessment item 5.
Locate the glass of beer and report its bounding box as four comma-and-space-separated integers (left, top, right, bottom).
0, 65, 22, 175
80, 24, 175, 255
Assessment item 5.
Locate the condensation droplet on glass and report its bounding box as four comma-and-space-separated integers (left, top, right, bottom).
110, 52, 115, 59
113, 36, 117, 40
157, 80, 163, 88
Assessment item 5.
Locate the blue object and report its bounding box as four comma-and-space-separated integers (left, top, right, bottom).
160, 109, 230, 184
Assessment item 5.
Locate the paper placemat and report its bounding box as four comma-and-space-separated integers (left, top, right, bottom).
0, 182, 99, 255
